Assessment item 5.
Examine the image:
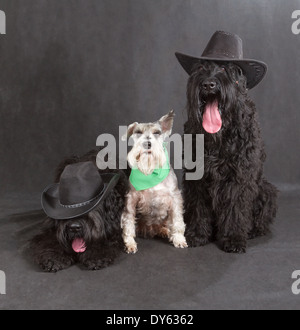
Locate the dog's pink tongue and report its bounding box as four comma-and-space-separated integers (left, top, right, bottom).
202, 101, 222, 134
72, 238, 86, 253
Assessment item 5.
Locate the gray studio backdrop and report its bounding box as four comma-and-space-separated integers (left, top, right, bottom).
0, 0, 299, 196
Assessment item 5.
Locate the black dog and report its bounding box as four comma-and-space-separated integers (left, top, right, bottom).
182, 61, 278, 253
28, 151, 129, 272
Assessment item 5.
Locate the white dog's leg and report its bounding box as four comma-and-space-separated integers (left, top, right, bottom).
168, 190, 188, 248
121, 191, 138, 254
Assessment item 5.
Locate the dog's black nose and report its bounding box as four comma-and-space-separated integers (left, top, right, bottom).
202, 80, 217, 91
143, 141, 152, 149
68, 223, 82, 232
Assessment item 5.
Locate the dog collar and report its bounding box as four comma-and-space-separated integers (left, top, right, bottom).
129, 145, 170, 191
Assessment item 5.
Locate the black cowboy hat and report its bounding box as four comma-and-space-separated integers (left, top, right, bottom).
41, 161, 120, 220
175, 30, 267, 89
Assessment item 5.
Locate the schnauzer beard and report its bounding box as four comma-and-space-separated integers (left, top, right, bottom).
128, 142, 166, 176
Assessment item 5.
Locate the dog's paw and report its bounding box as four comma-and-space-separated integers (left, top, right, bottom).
39, 258, 71, 273
125, 241, 138, 254
40, 260, 59, 273
174, 241, 188, 249
171, 234, 188, 249
83, 258, 113, 270
158, 227, 170, 239
221, 238, 247, 254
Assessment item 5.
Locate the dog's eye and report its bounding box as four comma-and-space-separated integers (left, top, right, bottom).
153, 131, 161, 137
220, 67, 226, 72
134, 130, 143, 136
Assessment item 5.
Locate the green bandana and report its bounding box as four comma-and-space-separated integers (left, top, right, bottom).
129, 145, 170, 191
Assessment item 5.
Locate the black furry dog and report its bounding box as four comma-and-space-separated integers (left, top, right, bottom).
181, 60, 278, 253
28, 151, 129, 272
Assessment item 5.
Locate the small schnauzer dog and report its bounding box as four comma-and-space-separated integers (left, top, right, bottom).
176, 31, 278, 253
28, 151, 128, 272
121, 111, 188, 254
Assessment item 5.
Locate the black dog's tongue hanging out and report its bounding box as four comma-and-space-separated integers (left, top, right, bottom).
72, 238, 86, 253
202, 101, 222, 134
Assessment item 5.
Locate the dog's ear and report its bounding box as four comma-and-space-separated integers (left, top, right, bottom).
122, 122, 138, 141
159, 110, 175, 136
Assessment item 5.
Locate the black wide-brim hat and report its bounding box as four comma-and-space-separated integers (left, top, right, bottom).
175, 31, 267, 89
41, 161, 120, 220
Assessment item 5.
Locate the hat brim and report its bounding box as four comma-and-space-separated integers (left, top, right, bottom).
41, 173, 120, 220
175, 52, 267, 89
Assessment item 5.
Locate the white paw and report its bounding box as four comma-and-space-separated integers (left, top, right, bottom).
125, 240, 138, 254
172, 234, 188, 249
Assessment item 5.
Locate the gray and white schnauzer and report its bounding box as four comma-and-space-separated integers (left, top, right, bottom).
121, 111, 188, 254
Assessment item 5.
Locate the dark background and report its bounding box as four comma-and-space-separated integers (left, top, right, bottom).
0, 0, 299, 195
0, 0, 300, 311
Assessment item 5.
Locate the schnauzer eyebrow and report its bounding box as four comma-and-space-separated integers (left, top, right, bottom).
134, 125, 162, 134
152, 129, 162, 134
134, 128, 144, 134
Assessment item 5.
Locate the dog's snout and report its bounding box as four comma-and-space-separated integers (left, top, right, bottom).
143, 141, 152, 149
68, 223, 82, 232
202, 79, 217, 91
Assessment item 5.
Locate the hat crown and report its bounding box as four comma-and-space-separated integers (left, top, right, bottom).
202, 31, 243, 60
175, 30, 268, 89
59, 162, 104, 206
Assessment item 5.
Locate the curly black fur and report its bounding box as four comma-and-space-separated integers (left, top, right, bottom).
28, 150, 129, 272
183, 61, 278, 253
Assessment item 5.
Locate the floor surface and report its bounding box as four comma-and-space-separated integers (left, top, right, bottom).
0, 190, 299, 310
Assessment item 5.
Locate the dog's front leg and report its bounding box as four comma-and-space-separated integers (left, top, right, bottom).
121, 191, 138, 254
169, 190, 188, 248
216, 183, 252, 253
29, 231, 76, 273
